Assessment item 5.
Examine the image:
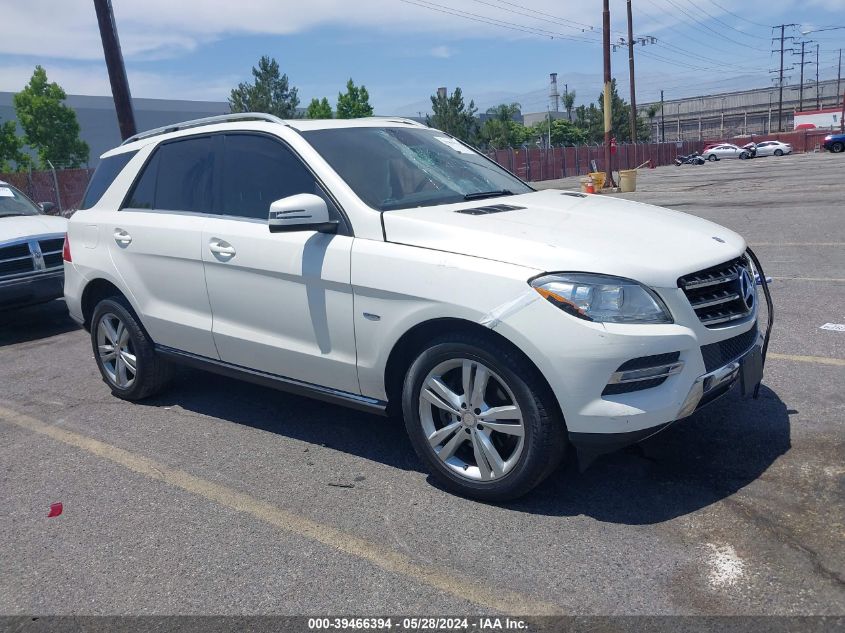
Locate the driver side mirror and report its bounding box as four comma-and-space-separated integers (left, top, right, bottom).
268, 194, 338, 234
39, 201, 56, 214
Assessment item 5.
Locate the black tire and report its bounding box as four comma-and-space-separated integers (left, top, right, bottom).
708, 154, 718, 161
90, 296, 172, 401
774, 149, 783, 156
739, 151, 749, 160
401, 333, 567, 501
831, 142, 845, 153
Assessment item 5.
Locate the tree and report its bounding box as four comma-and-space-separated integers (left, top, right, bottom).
229, 56, 300, 118
530, 118, 587, 146
562, 90, 576, 122
13, 66, 88, 168
426, 87, 478, 143
0, 120, 29, 172
305, 97, 333, 119
336, 79, 373, 119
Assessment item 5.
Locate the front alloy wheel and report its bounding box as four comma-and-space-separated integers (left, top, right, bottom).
402, 334, 567, 501
97, 312, 137, 389
419, 358, 525, 482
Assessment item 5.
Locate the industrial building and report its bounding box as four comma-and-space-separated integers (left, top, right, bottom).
0, 92, 229, 167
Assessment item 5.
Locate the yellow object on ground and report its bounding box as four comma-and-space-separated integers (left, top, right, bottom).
588, 172, 606, 190
619, 169, 638, 193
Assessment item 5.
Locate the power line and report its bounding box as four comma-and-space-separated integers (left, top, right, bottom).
682, 0, 771, 40
463, 0, 601, 41
662, 0, 770, 51
706, 0, 773, 29
471, 0, 599, 32
397, 0, 603, 43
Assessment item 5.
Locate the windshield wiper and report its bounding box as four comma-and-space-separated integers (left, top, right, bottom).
463, 189, 514, 201
0, 213, 27, 218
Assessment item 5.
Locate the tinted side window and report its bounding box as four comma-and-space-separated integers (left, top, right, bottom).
155, 136, 215, 213
80, 150, 137, 209
123, 150, 159, 209
221, 134, 322, 220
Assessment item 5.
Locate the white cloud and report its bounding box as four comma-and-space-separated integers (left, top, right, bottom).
430, 45, 453, 58
0, 62, 238, 102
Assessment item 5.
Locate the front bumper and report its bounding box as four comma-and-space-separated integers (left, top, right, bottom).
0, 270, 64, 310
568, 334, 763, 455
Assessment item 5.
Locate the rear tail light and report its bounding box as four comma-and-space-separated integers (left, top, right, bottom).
62, 233, 72, 262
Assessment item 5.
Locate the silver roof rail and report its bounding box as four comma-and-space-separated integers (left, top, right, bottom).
121, 112, 289, 145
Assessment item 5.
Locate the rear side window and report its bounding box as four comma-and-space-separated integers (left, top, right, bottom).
80, 150, 137, 209
122, 136, 214, 213
220, 134, 323, 220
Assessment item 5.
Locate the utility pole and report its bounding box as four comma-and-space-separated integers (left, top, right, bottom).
816, 43, 821, 109
772, 24, 797, 132
796, 40, 813, 111
626, 0, 637, 143
602, 0, 615, 187
93, 0, 136, 140
838, 49, 842, 102
660, 90, 665, 143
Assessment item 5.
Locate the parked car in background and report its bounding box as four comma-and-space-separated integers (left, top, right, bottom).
702, 144, 752, 161
823, 133, 845, 153
754, 141, 792, 157
0, 181, 67, 310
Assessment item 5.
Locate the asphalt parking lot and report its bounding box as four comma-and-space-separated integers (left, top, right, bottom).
1, 151, 843, 617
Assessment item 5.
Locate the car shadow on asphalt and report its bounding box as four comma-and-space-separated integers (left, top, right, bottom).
0, 300, 79, 347
516, 385, 791, 524
144, 369, 790, 525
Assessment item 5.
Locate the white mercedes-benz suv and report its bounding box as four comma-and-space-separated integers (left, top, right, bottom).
64, 113, 772, 500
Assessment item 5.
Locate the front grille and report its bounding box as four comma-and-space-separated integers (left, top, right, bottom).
38, 238, 65, 269
700, 323, 759, 373
678, 256, 755, 327
0, 243, 35, 277
602, 351, 681, 395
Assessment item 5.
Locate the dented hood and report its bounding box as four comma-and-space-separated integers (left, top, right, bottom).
381, 189, 746, 288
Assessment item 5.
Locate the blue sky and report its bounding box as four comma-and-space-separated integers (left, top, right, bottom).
0, 0, 843, 115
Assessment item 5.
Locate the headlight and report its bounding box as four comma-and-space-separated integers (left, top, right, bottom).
825, 135, 833, 141
530, 273, 672, 324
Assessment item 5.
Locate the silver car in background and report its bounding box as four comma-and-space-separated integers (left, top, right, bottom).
702, 144, 752, 161
754, 141, 792, 157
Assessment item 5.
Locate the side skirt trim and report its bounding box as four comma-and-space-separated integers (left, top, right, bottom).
155, 345, 388, 416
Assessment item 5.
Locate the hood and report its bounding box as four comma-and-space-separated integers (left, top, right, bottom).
382, 189, 746, 288
0, 214, 67, 245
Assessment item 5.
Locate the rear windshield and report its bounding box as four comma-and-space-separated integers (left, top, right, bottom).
80, 150, 138, 210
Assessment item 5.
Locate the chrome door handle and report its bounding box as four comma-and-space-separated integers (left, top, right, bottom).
113, 229, 132, 246
208, 238, 236, 258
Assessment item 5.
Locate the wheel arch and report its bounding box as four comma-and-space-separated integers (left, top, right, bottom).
383, 317, 562, 421
80, 278, 141, 331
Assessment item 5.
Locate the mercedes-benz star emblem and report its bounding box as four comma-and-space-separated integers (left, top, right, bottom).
738, 267, 755, 310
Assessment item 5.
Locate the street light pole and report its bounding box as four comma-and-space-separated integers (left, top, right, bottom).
93, 0, 136, 141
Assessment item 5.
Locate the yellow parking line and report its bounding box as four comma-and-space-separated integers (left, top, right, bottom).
0, 404, 562, 616
768, 353, 845, 367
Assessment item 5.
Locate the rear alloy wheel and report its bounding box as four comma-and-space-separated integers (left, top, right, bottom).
774, 149, 784, 156
402, 335, 566, 501
831, 142, 845, 153
91, 296, 172, 400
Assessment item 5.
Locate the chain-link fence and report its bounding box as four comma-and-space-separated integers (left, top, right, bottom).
0, 167, 93, 216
